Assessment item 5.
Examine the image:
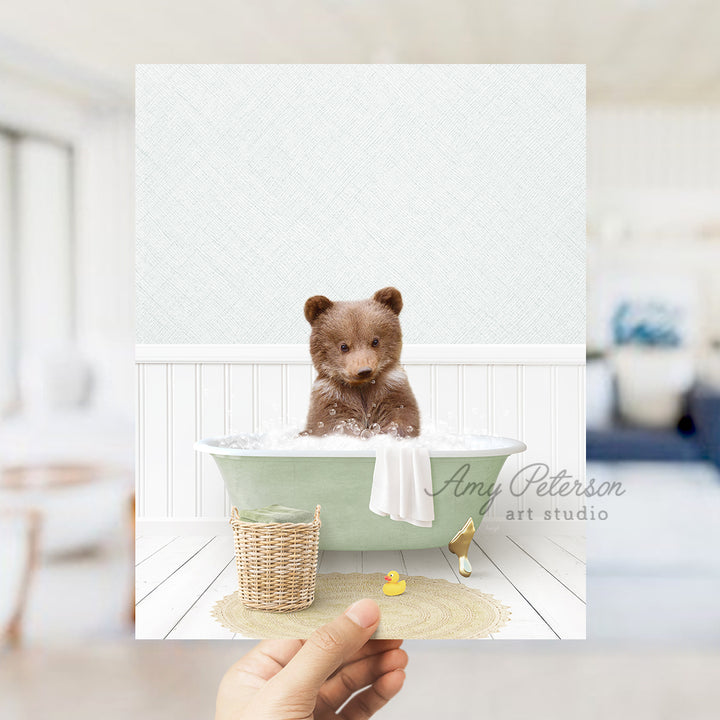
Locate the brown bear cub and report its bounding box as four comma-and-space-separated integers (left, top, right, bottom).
303, 287, 420, 438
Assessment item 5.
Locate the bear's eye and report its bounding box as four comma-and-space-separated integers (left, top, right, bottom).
340, 343, 349, 353
371, 338, 379, 347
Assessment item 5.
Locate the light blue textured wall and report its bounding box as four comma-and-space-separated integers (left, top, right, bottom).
136, 64, 585, 344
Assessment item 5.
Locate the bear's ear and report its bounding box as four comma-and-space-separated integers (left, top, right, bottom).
373, 287, 403, 315
304, 295, 334, 324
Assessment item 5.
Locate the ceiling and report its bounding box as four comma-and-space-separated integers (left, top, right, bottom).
0, 0, 719, 105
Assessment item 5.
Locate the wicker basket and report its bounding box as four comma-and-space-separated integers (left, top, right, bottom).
230, 505, 321, 612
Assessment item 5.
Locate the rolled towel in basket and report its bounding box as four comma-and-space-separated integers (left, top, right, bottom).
234, 504, 315, 524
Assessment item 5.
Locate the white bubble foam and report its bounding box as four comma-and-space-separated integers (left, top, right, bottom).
214, 421, 511, 452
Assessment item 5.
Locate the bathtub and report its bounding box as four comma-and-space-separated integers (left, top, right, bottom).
195, 435, 526, 551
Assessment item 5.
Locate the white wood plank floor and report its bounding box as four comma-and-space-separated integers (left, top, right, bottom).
135, 535, 586, 640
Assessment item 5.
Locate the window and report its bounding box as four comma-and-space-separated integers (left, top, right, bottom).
0, 129, 74, 415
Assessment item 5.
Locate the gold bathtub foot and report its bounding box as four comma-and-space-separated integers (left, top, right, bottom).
448, 517, 475, 577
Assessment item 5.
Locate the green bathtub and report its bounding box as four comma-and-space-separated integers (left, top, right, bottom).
195, 436, 525, 551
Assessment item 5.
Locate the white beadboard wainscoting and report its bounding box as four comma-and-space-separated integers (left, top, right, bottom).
136, 344, 586, 535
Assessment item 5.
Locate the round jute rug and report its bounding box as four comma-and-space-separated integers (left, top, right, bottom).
212, 572, 511, 639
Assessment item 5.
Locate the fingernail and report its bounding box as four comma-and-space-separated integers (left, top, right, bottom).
345, 599, 379, 628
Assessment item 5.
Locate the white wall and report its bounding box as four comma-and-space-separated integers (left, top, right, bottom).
0, 135, 15, 413
135, 344, 586, 535
588, 105, 720, 356
589, 105, 720, 197
136, 64, 585, 345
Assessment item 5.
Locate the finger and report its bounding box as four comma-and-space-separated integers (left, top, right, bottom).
227, 639, 303, 686
252, 639, 305, 669
340, 669, 406, 720
271, 599, 380, 697
332, 639, 403, 674
318, 648, 408, 711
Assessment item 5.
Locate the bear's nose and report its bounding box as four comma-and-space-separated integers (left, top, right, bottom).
356, 367, 373, 379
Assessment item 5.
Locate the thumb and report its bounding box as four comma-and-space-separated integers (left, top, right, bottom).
271, 599, 380, 697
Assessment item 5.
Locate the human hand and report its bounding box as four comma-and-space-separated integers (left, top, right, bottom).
215, 598, 407, 719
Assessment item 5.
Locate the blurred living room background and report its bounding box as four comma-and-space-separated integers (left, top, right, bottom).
1, 1, 720, 718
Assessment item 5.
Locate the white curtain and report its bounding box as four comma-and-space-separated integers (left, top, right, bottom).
0, 133, 15, 414
73, 111, 134, 414
16, 137, 73, 357
0, 132, 73, 416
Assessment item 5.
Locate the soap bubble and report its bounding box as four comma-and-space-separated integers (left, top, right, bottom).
370, 379, 376, 384
398, 404, 404, 409
329, 408, 336, 416
209, 419, 512, 453
317, 421, 324, 429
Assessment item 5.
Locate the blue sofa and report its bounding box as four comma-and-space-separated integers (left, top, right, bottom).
587, 383, 720, 467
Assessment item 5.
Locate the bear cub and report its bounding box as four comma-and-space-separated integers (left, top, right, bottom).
303, 287, 420, 438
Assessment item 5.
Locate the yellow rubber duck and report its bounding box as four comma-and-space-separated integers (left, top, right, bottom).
382, 571, 406, 597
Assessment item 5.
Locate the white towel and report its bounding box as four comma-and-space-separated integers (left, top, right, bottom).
369, 445, 434, 527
